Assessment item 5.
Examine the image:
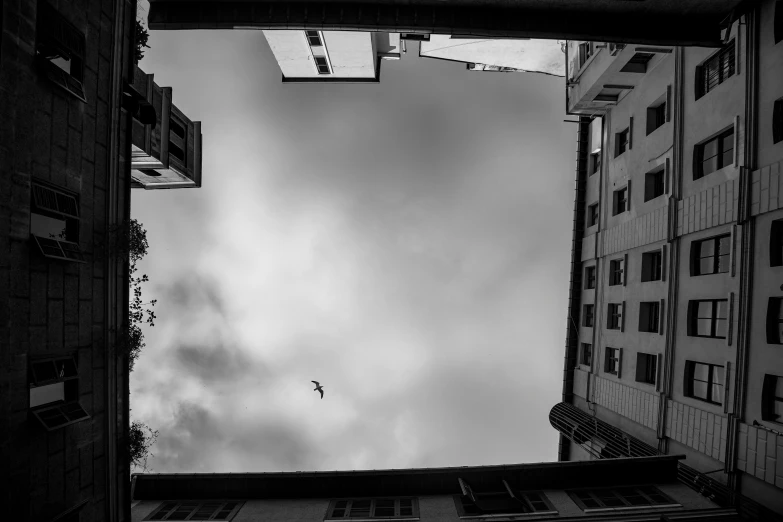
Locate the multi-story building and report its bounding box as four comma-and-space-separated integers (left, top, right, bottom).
262, 30, 400, 83
553, 0, 783, 519
418, 36, 564, 77
0, 0, 140, 520
129, 67, 203, 189
131, 456, 743, 521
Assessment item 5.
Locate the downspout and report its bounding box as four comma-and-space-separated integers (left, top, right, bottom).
559, 116, 590, 461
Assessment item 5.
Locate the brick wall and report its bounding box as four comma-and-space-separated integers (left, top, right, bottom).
0, 0, 132, 520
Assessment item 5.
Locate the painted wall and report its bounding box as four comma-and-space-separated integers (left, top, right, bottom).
756, 0, 783, 168
262, 31, 377, 78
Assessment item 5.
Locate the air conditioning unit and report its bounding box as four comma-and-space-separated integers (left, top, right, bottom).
609, 43, 626, 56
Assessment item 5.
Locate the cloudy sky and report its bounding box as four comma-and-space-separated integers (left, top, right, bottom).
130, 24, 577, 474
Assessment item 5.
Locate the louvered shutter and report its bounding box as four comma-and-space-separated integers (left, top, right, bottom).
32, 184, 79, 219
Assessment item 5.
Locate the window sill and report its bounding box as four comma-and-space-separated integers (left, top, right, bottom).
583, 504, 680, 513
458, 512, 558, 520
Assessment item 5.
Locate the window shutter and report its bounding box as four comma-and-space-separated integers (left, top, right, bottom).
661, 245, 668, 282
727, 292, 735, 346
730, 224, 737, 276
773, 99, 783, 144
659, 299, 665, 335
604, 349, 611, 373
626, 181, 631, 212
32, 236, 86, 264
621, 301, 626, 332
636, 353, 648, 382
734, 116, 739, 167
32, 401, 89, 431
666, 85, 672, 122
623, 254, 628, 286
694, 65, 704, 100
32, 184, 79, 219
458, 478, 476, 502
687, 301, 696, 336
617, 348, 623, 379
762, 374, 778, 420
689, 241, 699, 276
629, 117, 634, 149
503, 480, 516, 499
767, 297, 782, 344
724, 361, 732, 414
655, 355, 662, 391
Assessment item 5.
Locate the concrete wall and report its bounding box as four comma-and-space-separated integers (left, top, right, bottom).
263, 30, 377, 78
756, 0, 783, 168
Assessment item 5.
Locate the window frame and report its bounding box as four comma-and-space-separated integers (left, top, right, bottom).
583, 304, 595, 328
694, 127, 735, 180
762, 374, 783, 424
567, 486, 677, 512
641, 250, 663, 282
687, 299, 729, 339
580, 343, 592, 367
604, 347, 621, 376
588, 203, 599, 227
35, 1, 87, 102
590, 152, 601, 175
646, 99, 667, 135
609, 258, 624, 286
638, 302, 660, 333
305, 30, 323, 47
325, 498, 419, 519
30, 181, 85, 264
612, 187, 628, 215
607, 303, 622, 330
615, 128, 629, 157
144, 501, 245, 521
684, 361, 725, 405
767, 297, 783, 345
29, 354, 90, 431
644, 166, 665, 202
584, 265, 596, 289
314, 56, 331, 75
453, 489, 556, 517
635, 353, 657, 385
695, 40, 735, 100
690, 234, 731, 276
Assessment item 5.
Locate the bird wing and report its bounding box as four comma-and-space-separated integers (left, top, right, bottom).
319, 388, 324, 399
312, 380, 320, 386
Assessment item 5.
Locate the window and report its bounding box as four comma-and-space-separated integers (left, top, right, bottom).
583, 304, 594, 328
30, 182, 85, 263
35, 1, 87, 102
762, 374, 783, 423
568, 486, 676, 511
578, 42, 592, 68
696, 40, 735, 99
646, 99, 667, 135
588, 203, 599, 227
641, 251, 663, 282
314, 56, 330, 74
591, 152, 601, 175
687, 299, 729, 338
685, 361, 725, 405
604, 347, 621, 375
609, 258, 624, 286
643, 166, 665, 202
607, 303, 622, 330
306, 30, 323, 46
594, 91, 619, 103
639, 302, 660, 333
455, 481, 554, 516
636, 353, 657, 385
584, 266, 596, 289
774, 98, 783, 144
695, 128, 734, 179
146, 501, 243, 520
615, 129, 629, 157
29, 355, 90, 431
580, 343, 592, 366
620, 52, 654, 73
772, 220, 783, 267
690, 234, 730, 275
327, 499, 417, 519
612, 187, 628, 215
767, 297, 783, 345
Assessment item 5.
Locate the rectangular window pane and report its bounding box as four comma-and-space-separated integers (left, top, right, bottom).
702, 156, 718, 176
29, 382, 65, 408
399, 500, 413, 516
697, 301, 715, 319
711, 383, 724, 403
350, 500, 371, 517
697, 319, 713, 336
692, 381, 709, 400
716, 300, 728, 319
374, 500, 395, 517
693, 363, 710, 381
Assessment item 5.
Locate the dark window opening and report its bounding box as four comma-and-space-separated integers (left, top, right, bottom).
685, 361, 724, 405
641, 250, 662, 282
607, 303, 622, 330
687, 299, 729, 339
636, 353, 657, 385
613, 187, 628, 215
580, 343, 592, 366
306, 30, 323, 46
327, 499, 418, 519
639, 302, 660, 333
314, 56, 330, 74
609, 258, 624, 286
604, 347, 620, 375
620, 52, 654, 73
584, 266, 596, 289
776, 1, 783, 44
696, 40, 735, 99
647, 100, 667, 135
169, 141, 186, 163
774, 98, 783, 144
644, 166, 665, 201
29, 355, 89, 431
591, 152, 601, 175
762, 374, 783, 423
695, 128, 734, 179
455, 483, 553, 516
690, 234, 731, 275
615, 129, 629, 157
583, 304, 594, 328
767, 297, 783, 345
578, 42, 592, 68
35, 1, 87, 102
169, 118, 186, 140
588, 203, 599, 227
595, 92, 619, 102
772, 220, 783, 267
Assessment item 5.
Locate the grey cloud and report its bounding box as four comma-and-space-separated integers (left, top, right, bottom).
172, 342, 265, 385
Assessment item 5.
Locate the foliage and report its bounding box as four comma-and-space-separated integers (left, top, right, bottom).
134, 20, 151, 64
129, 420, 159, 471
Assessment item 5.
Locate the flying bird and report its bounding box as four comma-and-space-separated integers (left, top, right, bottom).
311, 381, 324, 399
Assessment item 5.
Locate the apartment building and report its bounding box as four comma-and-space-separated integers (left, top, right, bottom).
129, 67, 203, 189
0, 0, 140, 520
262, 30, 400, 83
131, 456, 743, 521
553, 0, 783, 519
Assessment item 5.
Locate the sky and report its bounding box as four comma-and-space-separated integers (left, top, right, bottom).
130, 23, 577, 474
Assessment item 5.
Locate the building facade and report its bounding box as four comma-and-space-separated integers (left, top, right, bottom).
129, 66, 203, 189
131, 456, 742, 521
0, 0, 139, 520
553, 0, 783, 519
263, 30, 400, 83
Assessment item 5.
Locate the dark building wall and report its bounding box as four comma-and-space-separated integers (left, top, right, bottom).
0, 0, 134, 520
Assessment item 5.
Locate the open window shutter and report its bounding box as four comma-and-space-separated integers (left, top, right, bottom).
734, 116, 740, 167
666, 85, 672, 122
32, 184, 79, 219
730, 225, 737, 276
32, 401, 89, 431
724, 361, 732, 414
773, 99, 783, 144
728, 292, 735, 346
664, 158, 670, 194
656, 355, 663, 391
767, 297, 782, 344
762, 374, 778, 420
659, 299, 666, 335
689, 241, 699, 276
621, 301, 626, 332
694, 65, 704, 100
636, 353, 648, 382
629, 117, 634, 149
458, 478, 476, 502
623, 254, 628, 286
32, 236, 86, 264
617, 348, 623, 379
627, 180, 631, 212
661, 245, 668, 282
